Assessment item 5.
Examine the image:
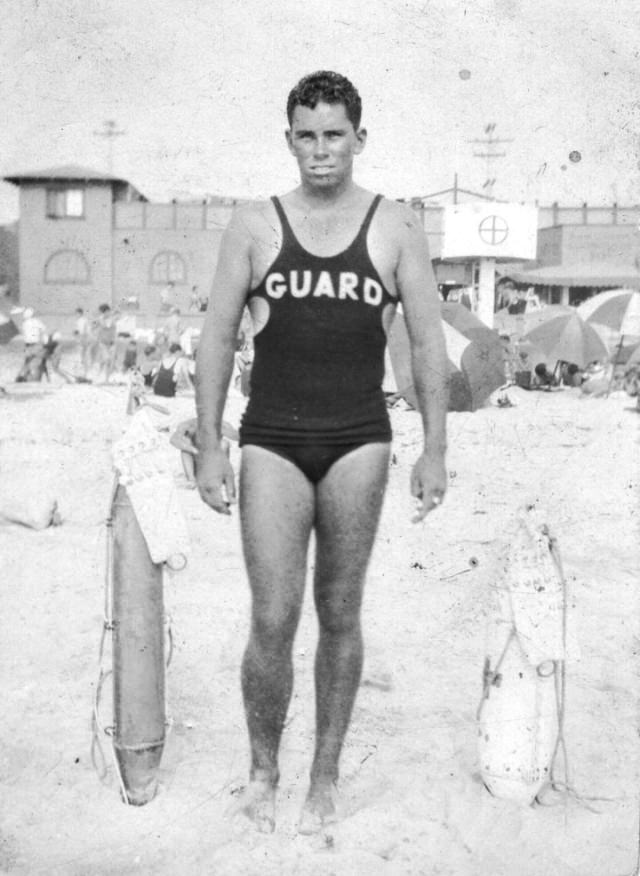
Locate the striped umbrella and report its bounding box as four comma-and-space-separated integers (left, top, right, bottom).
580, 289, 640, 338
0, 311, 19, 344
521, 313, 608, 369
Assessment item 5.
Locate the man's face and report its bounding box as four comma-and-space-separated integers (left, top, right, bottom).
286, 101, 366, 189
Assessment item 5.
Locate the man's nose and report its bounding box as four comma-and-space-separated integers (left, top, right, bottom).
313, 136, 329, 156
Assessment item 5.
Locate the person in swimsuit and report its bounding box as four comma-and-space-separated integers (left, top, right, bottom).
193, 71, 449, 834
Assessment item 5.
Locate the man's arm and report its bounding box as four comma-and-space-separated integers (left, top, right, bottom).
394, 205, 449, 520
194, 208, 254, 512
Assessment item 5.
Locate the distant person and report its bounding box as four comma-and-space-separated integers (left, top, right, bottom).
74, 307, 92, 377
560, 362, 583, 387
189, 285, 201, 312
16, 307, 48, 381
164, 306, 184, 346
524, 286, 542, 312
151, 343, 192, 397
507, 289, 527, 315
496, 279, 516, 311
95, 303, 117, 382
138, 344, 160, 387
159, 281, 175, 313
122, 339, 139, 372
21, 307, 47, 348
499, 334, 517, 385
42, 331, 74, 384
531, 362, 557, 389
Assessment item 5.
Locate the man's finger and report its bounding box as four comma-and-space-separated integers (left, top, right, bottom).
199, 484, 232, 515
224, 472, 238, 505
411, 492, 445, 523
181, 451, 196, 484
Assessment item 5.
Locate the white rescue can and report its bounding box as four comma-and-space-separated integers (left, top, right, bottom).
477, 507, 566, 805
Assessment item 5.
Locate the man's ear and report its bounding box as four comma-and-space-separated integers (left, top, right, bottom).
285, 129, 295, 155
354, 127, 367, 154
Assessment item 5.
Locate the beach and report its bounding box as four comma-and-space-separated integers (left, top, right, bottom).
0, 344, 638, 876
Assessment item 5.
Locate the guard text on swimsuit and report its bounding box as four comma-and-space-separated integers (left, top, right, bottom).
265, 271, 383, 306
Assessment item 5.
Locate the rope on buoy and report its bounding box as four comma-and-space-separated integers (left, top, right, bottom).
535, 535, 618, 813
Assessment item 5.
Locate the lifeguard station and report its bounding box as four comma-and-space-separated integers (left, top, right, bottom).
440, 202, 539, 328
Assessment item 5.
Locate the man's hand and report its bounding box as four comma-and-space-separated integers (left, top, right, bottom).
195, 446, 236, 515
169, 418, 237, 512
409, 450, 447, 523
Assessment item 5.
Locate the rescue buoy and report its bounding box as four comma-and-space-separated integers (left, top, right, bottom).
477, 506, 567, 805
111, 484, 166, 805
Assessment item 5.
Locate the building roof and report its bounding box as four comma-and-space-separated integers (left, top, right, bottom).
3, 164, 133, 187
510, 262, 640, 288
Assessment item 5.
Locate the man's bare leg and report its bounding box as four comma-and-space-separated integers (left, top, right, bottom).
299, 442, 391, 833
238, 445, 315, 831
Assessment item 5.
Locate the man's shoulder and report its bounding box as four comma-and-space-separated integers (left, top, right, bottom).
224, 199, 278, 246
372, 197, 426, 254
376, 197, 424, 230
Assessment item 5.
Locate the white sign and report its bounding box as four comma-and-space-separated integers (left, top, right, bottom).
441, 203, 538, 260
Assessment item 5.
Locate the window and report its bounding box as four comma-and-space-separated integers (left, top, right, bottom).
150, 251, 187, 284
46, 188, 85, 219
44, 249, 90, 284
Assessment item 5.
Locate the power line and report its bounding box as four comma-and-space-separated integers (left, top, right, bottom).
468, 123, 513, 199
93, 120, 126, 174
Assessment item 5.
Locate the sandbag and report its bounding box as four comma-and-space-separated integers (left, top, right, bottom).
0, 495, 61, 529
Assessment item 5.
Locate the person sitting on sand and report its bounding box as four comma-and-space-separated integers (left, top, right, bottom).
121, 339, 138, 373
138, 345, 160, 387
560, 362, 583, 387
531, 362, 558, 390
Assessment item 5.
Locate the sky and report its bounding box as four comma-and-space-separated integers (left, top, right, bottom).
0, 0, 639, 223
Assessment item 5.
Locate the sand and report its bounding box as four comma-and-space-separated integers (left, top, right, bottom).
0, 342, 639, 876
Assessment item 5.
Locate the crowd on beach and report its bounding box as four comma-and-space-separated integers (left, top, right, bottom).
4, 280, 640, 408
8, 302, 201, 398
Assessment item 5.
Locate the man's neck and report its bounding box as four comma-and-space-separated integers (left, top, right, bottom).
296, 178, 360, 210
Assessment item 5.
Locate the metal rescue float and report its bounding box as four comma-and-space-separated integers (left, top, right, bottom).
92, 392, 190, 806
477, 505, 570, 805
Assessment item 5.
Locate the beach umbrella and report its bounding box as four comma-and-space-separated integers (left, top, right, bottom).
581, 289, 640, 338
625, 344, 640, 368
387, 307, 505, 412
0, 312, 19, 344
521, 313, 608, 369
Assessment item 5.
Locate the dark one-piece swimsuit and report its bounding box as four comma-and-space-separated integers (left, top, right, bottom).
238, 193, 396, 483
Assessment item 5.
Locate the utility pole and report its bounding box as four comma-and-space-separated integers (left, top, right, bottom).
468, 123, 513, 199
93, 120, 126, 174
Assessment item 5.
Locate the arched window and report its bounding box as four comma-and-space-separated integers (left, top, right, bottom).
150, 251, 187, 284
44, 249, 90, 284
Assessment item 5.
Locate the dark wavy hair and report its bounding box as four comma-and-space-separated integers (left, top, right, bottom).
286, 71, 362, 129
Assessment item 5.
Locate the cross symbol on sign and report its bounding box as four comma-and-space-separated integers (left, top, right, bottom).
478, 214, 509, 245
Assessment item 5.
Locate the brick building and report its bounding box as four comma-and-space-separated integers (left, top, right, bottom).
4, 166, 640, 326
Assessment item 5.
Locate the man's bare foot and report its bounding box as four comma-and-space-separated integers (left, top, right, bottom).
230, 778, 276, 834
298, 782, 337, 835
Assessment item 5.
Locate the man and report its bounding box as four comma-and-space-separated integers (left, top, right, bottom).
95, 303, 117, 383
74, 307, 92, 377
17, 307, 48, 381
193, 71, 448, 834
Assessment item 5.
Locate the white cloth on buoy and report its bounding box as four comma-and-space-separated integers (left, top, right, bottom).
478, 506, 569, 805
112, 409, 190, 565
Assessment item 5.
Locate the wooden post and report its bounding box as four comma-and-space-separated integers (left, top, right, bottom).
477, 257, 496, 328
